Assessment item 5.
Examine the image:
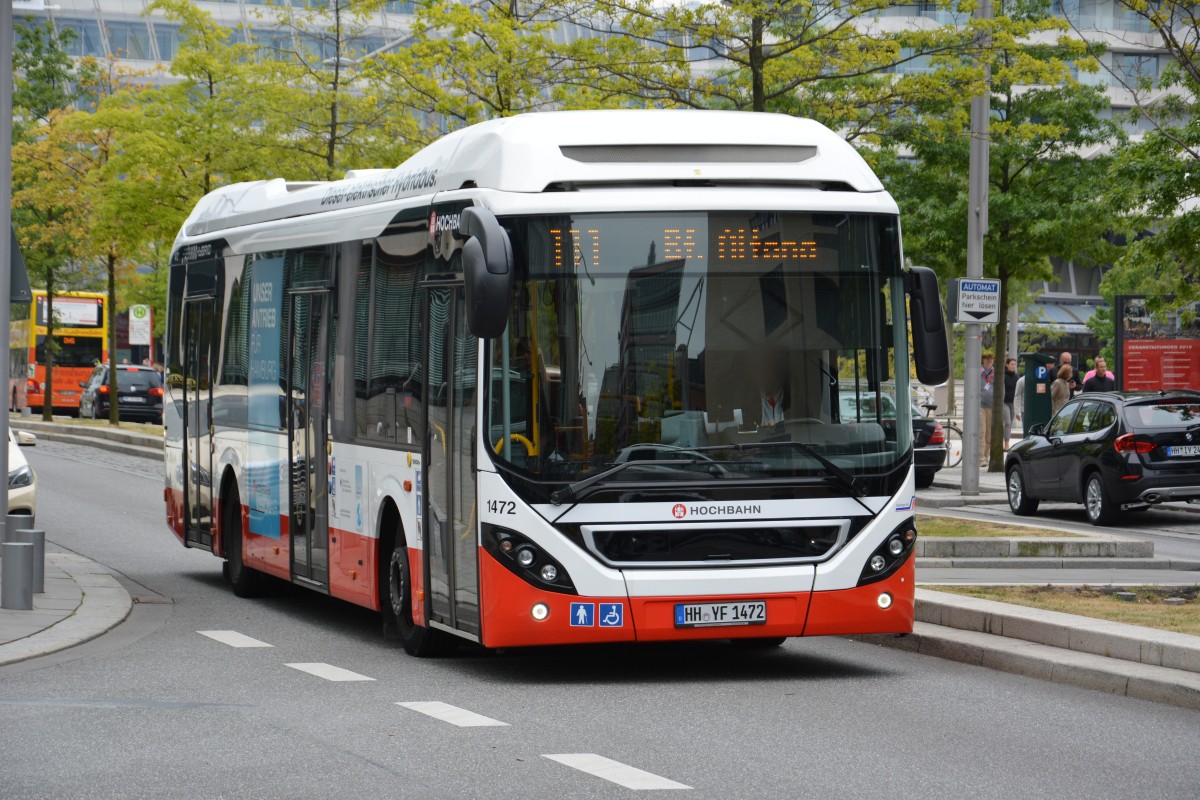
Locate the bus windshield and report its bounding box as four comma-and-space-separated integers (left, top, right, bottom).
486, 211, 913, 499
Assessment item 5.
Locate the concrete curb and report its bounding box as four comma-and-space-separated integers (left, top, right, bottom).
854, 588, 1200, 711
915, 588, 1200, 673
856, 623, 1200, 711
915, 537, 1154, 558
10, 420, 163, 461
916, 557, 1200, 570
0, 552, 134, 666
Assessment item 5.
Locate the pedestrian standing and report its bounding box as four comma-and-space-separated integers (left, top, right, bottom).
1051, 364, 1072, 415
980, 353, 995, 466
1058, 351, 1077, 397
1082, 356, 1117, 392
1003, 357, 1018, 450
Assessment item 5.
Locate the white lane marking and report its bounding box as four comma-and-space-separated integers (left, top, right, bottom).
396, 701, 509, 727
284, 663, 375, 682
543, 754, 691, 790
197, 630, 274, 648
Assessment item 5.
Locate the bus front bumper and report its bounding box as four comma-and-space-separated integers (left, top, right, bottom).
478, 549, 914, 649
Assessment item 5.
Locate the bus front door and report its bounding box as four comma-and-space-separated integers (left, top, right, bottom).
286, 289, 331, 589
182, 297, 215, 551
423, 284, 480, 638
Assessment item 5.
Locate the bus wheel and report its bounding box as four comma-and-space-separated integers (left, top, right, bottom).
730, 637, 787, 649
222, 485, 265, 598
384, 532, 453, 657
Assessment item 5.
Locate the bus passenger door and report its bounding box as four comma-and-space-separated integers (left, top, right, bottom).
286, 289, 331, 589
423, 283, 480, 638
182, 297, 216, 551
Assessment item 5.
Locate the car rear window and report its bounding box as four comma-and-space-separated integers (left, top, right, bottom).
116, 368, 163, 390
1124, 402, 1200, 428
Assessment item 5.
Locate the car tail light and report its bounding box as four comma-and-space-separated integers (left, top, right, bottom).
1114, 434, 1155, 454
98, 385, 109, 395
25, 378, 39, 393
149, 387, 164, 398
928, 422, 945, 446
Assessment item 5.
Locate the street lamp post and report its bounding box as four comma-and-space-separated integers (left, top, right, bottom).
2, 1, 15, 526
961, 0, 992, 496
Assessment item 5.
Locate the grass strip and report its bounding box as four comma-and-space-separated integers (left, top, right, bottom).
928, 585, 1200, 636
916, 514, 1080, 538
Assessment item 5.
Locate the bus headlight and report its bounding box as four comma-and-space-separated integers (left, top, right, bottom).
483, 525, 577, 594
857, 519, 918, 586
531, 603, 550, 621
516, 547, 537, 568
540, 564, 559, 582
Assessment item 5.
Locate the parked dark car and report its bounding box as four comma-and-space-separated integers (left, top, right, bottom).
911, 405, 948, 489
837, 392, 945, 488
79, 364, 164, 424
1004, 390, 1200, 525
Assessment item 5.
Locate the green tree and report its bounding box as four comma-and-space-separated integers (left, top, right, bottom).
563, 0, 987, 141
877, 0, 1120, 470
369, 0, 575, 136
1092, 1, 1200, 308
11, 23, 104, 419
252, 0, 421, 177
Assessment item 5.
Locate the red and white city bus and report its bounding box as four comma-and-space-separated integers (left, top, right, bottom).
164, 110, 949, 655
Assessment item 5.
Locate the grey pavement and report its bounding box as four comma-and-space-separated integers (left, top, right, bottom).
0, 545, 133, 666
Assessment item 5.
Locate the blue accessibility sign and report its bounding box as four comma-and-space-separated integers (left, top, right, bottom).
598, 603, 624, 628
570, 602, 595, 627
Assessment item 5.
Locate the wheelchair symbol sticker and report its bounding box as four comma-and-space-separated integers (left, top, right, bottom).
599, 603, 624, 627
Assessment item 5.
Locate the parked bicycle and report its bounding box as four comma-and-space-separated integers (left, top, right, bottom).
920, 402, 963, 468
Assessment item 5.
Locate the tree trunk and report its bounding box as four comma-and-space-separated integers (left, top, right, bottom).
988, 268, 1010, 471
750, 15, 765, 112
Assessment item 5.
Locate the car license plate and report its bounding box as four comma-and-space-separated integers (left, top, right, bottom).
123, 396, 146, 404
675, 601, 766, 628
1167, 445, 1200, 457
60, 390, 77, 396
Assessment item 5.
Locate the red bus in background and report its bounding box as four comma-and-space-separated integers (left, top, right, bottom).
17, 291, 108, 415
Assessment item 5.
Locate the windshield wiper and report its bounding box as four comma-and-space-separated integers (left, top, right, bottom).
690, 440, 869, 502
551, 458, 723, 505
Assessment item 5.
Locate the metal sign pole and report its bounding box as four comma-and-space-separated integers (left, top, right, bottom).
1, 1, 15, 525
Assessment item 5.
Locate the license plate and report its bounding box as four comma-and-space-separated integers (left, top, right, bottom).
122, 396, 146, 404
1167, 445, 1200, 457
675, 601, 766, 628
60, 390, 77, 396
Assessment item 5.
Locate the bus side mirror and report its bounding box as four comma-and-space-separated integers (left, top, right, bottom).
906, 266, 950, 386
461, 205, 513, 339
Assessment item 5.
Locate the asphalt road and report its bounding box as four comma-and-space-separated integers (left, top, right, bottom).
2, 441, 1198, 799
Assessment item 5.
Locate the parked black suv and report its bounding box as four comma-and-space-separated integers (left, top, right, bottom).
1005, 390, 1200, 525
79, 364, 164, 424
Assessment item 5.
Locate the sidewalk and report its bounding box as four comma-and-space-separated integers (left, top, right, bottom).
9, 417, 163, 461
0, 546, 133, 667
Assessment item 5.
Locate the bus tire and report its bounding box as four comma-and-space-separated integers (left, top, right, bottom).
382, 527, 454, 657
222, 484, 266, 598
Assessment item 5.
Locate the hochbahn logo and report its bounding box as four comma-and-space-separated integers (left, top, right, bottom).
671, 503, 763, 519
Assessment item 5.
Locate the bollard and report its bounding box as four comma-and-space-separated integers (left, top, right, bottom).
12, 529, 45, 594
1, 542, 35, 610
4, 513, 35, 546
